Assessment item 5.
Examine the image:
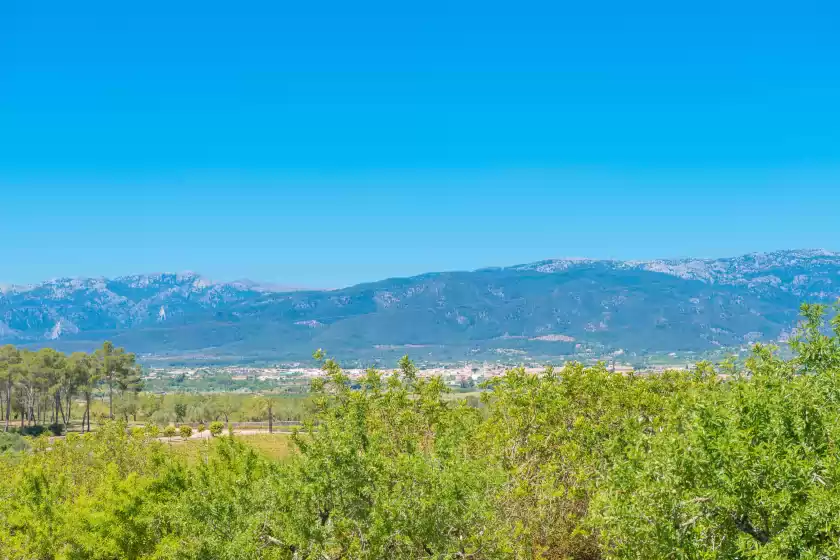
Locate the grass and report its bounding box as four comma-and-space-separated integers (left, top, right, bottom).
167, 432, 295, 464
238, 433, 295, 460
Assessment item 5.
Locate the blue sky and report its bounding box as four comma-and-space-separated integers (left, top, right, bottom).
1, 0, 839, 287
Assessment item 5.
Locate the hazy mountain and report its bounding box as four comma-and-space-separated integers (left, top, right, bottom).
1, 250, 838, 361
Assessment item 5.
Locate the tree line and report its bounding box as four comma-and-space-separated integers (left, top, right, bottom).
0, 341, 141, 433
0, 340, 313, 435
124, 392, 309, 427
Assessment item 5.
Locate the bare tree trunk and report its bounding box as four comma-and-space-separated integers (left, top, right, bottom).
57, 392, 67, 425
84, 393, 91, 433
28, 387, 35, 426
4, 378, 10, 432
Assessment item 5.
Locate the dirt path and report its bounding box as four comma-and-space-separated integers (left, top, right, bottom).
159, 428, 295, 441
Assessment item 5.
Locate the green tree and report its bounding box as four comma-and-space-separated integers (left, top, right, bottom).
212, 393, 236, 424
138, 393, 163, 421
267, 355, 503, 558
255, 395, 275, 433
173, 401, 188, 423
29, 348, 67, 426
209, 421, 224, 437
0, 345, 22, 432
179, 424, 193, 440
70, 352, 98, 433
162, 425, 177, 440
594, 306, 840, 558
114, 393, 140, 422
94, 341, 139, 420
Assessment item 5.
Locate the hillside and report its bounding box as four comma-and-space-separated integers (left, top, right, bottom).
1, 250, 838, 361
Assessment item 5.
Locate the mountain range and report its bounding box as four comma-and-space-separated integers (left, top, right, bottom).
2, 249, 839, 363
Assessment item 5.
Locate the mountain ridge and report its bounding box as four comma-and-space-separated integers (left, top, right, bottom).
1, 249, 838, 361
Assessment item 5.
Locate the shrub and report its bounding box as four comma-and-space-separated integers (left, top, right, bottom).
47, 423, 65, 436
197, 423, 206, 434
209, 421, 224, 437
162, 425, 177, 439
16, 425, 46, 437
179, 425, 193, 440
0, 432, 28, 453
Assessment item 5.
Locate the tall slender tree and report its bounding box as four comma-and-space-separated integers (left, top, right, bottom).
255, 395, 275, 433
94, 342, 139, 420
0, 345, 22, 432
69, 352, 96, 432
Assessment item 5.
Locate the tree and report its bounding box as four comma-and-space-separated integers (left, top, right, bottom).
179, 424, 193, 440
28, 348, 67, 426
0, 345, 21, 432
163, 425, 176, 440
114, 393, 139, 422
594, 306, 840, 558
117, 362, 143, 402
212, 393, 236, 424
94, 341, 139, 420
271, 355, 503, 558
255, 395, 275, 433
173, 401, 188, 423
209, 421, 224, 437
59, 352, 88, 426
138, 393, 163, 421
69, 352, 98, 433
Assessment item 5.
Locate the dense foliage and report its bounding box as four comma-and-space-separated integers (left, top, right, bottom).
3, 304, 840, 558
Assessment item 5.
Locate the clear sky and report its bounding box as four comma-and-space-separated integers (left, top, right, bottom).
1, 0, 839, 287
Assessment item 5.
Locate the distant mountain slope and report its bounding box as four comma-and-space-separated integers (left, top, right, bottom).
509, 249, 840, 298
1, 250, 838, 361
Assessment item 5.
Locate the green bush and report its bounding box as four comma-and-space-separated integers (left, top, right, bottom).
0, 432, 28, 453
162, 425, 177, 438
16, 425, 46, 437
47, 423, 65, 436
208, 421, 224, 437
179, 425, 193, 440
197, 423, 206, 434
